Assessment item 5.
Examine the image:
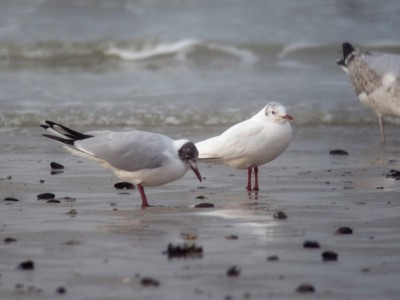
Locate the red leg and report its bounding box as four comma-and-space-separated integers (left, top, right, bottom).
137, 184, 150, 208
253, 166, 259, 191
246, 167, 252, 191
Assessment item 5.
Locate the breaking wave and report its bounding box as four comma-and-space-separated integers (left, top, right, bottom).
1, 39, 399, 64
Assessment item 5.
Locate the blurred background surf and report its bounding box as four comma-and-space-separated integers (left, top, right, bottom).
1, 0, 400, 131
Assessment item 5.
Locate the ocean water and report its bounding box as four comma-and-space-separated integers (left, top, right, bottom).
1, 0, 400, 130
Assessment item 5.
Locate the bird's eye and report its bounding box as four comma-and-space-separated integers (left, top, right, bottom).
185, 155, 191, 160
271, 111, 275, 114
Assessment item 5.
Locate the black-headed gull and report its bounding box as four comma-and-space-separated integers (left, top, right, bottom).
41, 121, 202, 208
195, 102, 293, 191
337, 42, 400, 144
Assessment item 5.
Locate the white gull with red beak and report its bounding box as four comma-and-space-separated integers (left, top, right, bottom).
195, 102, 293, 191
41, 121, 202, 208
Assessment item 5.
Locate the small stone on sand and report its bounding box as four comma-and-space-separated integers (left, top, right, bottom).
37, 193, 55, 200
17, 260, 34, 270
335, 227, 353, 234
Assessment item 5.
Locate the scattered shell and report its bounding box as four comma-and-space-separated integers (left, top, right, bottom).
266, 255, 279, 261
56, 286, 66, 294
194, 202, 214, 208
226, 266, 240, 277
114, 182, 135, 189
4, 237, 17, 243
50, 162, 64, 170
162, 243, 203, 259
303, 241, 320, 248
37, 193, 55, 200
386, 169, 400, 180
17, 260, 34, 270
296, 283, 315, 293
4, 197, 19, 202
322, 251, 338, 261
329, 149, 349, 155
335, 227, 353, 234
273, 211, 287, 220
141, 277, 160, 287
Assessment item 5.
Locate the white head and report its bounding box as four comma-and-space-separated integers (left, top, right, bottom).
263, 102, 294, 124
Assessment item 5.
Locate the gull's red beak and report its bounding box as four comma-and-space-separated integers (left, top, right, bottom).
282, 114, 294, 120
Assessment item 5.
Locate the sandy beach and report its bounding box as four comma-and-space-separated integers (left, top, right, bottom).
1, 125, 399, 300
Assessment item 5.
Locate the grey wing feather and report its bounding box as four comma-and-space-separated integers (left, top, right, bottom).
75, 131, 170, 172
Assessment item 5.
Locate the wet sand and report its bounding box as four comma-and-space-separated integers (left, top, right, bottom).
1, 125, 400, 300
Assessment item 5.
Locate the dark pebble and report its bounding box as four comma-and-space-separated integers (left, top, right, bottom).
114, 182, 135, 189
40, 180, 45, 184
37, 193, 55, 200
225, 235, 238, 240
4, 197, 19, 202
194, 202, 214, 208
163, 243, 203, 259
273, 211, 287, 220
56, 286, 66, 294
329, 149, 349, 155
335, 227, 353, 234
50, 162, 64, 170
386, 169, 400, 180
141, 277, 160, 287
322, 251, 338, 261
296, 283, 315, 293
17, 260, 34, 270
4, 237, 17, 243
267, 255, 279, 261
303, 241, 320, 248
226, 266, 240, 277
46, 199, 61, 204
7, 175, 12, 180
195, 195, 206, 199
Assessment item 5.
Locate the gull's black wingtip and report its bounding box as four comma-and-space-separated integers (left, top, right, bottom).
40, 120, 53, 129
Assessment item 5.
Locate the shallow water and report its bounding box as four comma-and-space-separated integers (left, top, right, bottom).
1, 0, 400, 130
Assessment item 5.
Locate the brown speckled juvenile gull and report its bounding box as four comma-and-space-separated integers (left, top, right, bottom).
337, 42, 400, 144
41, 121, 202, 208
